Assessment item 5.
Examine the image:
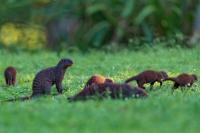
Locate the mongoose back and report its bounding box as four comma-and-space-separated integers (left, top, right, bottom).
125, 70, 168, 90
4, 58, 73, 102
4, 66, 17, 86
83, 74, 113, 89
164, 73, 198, 90
68, 83, 148, 102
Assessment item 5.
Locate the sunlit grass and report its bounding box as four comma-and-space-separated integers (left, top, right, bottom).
0, 47, 200, 133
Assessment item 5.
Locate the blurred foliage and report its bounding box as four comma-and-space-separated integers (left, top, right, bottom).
0, 0, 199, 50
0, 23, 45, 50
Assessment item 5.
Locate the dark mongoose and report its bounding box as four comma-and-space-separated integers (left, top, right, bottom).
68, 83, 148, 102
4, 58, 73, 102
125, 70, 168, 90
4, 66, 17, 86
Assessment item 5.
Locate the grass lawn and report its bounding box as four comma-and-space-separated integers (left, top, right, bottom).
0, 47, 200, 133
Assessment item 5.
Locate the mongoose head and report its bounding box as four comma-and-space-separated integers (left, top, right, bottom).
57, 58, 73, 69
191, 74, 198, 81
105, 78, 114, 83
133, 87, 148, 98
159, 71, 168, 81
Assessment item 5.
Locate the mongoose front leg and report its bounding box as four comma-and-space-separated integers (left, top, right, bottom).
56, 81, 63, 94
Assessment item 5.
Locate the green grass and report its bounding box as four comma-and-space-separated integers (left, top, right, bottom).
0, 47, 200, 133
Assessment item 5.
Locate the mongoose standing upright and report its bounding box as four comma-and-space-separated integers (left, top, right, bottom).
4, 58, 73, 102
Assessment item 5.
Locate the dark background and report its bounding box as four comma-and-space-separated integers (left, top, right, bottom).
0, 0, 199, 51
